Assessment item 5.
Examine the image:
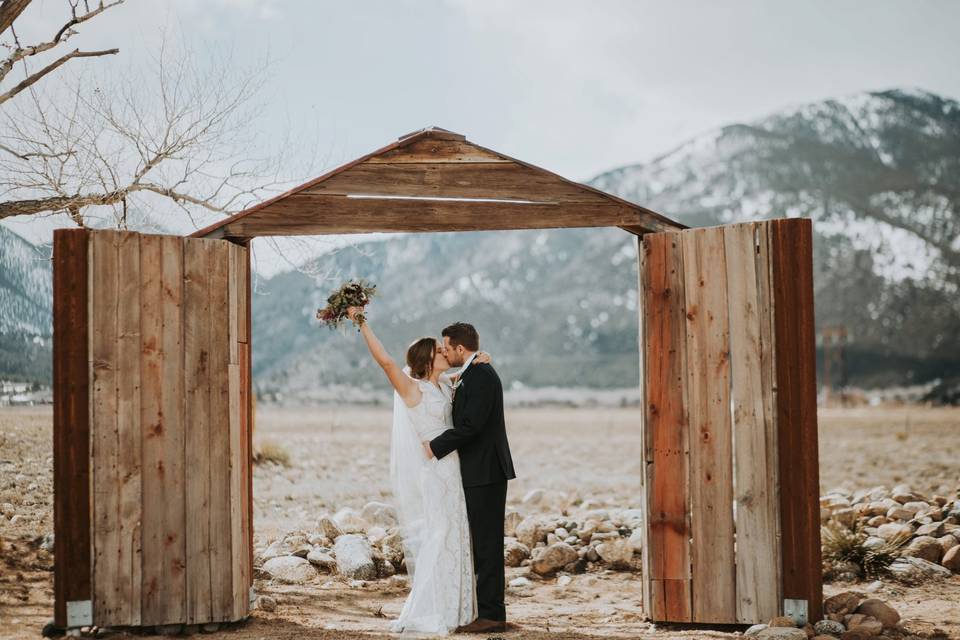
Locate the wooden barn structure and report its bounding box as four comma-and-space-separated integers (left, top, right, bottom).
53, 127, 822, 631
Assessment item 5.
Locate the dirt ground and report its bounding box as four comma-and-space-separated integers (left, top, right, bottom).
1, 405, 959, 639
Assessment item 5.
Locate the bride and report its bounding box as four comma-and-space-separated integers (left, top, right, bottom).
346, 306, 484, 634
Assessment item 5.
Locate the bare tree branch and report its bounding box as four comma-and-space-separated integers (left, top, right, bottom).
0, 0, 31, 36
0, 47, 118, 105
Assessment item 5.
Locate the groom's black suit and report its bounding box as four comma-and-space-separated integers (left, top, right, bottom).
430, 361, 515, 622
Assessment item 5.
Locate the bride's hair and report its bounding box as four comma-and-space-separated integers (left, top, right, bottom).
406, 337, 437, 380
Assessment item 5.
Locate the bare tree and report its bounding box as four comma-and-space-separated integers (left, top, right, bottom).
0, 1, 296, 233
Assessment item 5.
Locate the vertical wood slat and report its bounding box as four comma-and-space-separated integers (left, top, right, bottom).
770, 218, 823, 623
240, 243, 253, 615
90, 231, 123, 625
141, 234, 187, 625
228, 243, 247, 619
184, 239, 213, 624
640, 232, 692, 622
208, 241, 234, 620
724, 223, 780, 623
53, 229, 91, 627
116, 231, 143, 626
635, 236, 652, 619
682, 227, 736, 622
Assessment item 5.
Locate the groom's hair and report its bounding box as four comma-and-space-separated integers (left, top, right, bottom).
442, 322, 479, 351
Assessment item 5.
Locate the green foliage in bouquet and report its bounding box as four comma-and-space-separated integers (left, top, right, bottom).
316, 279, 377, 329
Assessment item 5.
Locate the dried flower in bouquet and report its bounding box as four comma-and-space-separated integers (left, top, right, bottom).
316, 279, 377, 329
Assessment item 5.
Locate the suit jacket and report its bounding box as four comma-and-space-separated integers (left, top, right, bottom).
430, 361, 516, 488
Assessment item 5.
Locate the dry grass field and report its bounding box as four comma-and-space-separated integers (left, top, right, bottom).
1, 405, 958, 639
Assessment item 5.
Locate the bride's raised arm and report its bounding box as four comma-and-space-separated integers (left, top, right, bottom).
347, 306, 420, 406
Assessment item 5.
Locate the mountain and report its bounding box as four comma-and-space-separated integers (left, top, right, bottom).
253, 88, 960, 399
0, 226, 52, 382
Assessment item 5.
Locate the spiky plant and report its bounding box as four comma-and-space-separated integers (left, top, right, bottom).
821, 520, 910, 580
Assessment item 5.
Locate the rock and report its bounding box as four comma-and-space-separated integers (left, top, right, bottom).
306, 549, 337, 572
863, 536, 887, 550
902, 500, 929, 514
595, 538, 633, 568
813, 619, 846, 636
557, 575, 572, 587
916, 521, 944, 537
361, 501, 397, 528
504, 511, 523, 537
847, 616, 882, 636
936, 534, 959, 556
334, 534, 376, 580
317, 515, 343, 540
854, 599, 899, 628
333, 508, 368, 534
508, 576, 532, 588
769, 616, 799, 627
523, 489, 545, 505
824, 591, 865, 616
886, 506, 914, 521
902, 536, 943, 563
377, 560, 396, 578
628, 528, 644, 553
838, 629, 871, 640
546, 533, 558, 545
942, 545, 960, 572
40, 532, 55, 553
757, 628, 807, 640
876, 523, 913, 541
263, 556, 318, 584
864, 580, 883, 593
585, 546, 600, 563
888, 556, 953, 583
307, 533, 332, 547
504, 540, 531, 567
891, 487, 921, 504
256, 595, 277, 612
531, 542, 578, 576
515, 517, 549, 548
746, 623, 768, 636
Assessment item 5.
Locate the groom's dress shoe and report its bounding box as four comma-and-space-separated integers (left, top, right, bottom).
456, 618, 508, 633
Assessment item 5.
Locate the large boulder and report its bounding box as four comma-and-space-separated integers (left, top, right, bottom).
334, 534, 377, 580
854, 598, 899, 628
263, 556, 318, 584
530, 542, 578, 576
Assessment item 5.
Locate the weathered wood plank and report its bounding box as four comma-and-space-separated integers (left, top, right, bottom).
90, 231, 121, 625
220, 197, 676, 237
305, 161, 616, 203
228, 362, 244, 620
640, 232, 692, 622
724, 223, 779, 623
770, 218, 823, 622
115, 231, 142, 626
240, 243, 253, 614
183, 238, 213, 624
208, 241, 234, 620
635, 235, 652, 618
367, 138, 511, 163
141, 234, 187, 625
228, 245, 239, 365
53, 229, 91, 627
682, 227, 736, 623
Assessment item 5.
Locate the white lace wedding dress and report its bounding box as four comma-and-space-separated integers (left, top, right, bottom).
389, 375, 477, 635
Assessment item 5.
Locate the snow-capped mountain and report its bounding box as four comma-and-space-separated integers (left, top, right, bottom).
0, 226, 52, 382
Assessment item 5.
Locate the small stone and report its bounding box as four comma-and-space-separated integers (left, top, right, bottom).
628, 528, 643, 552
256, 595, 277, 612
595, 538, 633, 568
333, 508, 368, 534
531, 542, 578, 576
854, 599, 899, 628
746, 623, 768, 636
334, 534, 376, 580
864, 580, 883, 593
757, 628, 807, 640
557, 575, 572, 587
263, 556, 318, 584
504, 511, 523, 537
515, 517, 549, 548
942, 545, 960, 572
317, 515, 343, 540
40, 532, 55, 552
876, 523, 913, 541
902, 535, 943, 563
824, 591, 865, 616
813, 619, 846, 636
509, 576, 532, 588
504, 540, 531, 567
306, 549, 337, 572
348, 579, 366, 588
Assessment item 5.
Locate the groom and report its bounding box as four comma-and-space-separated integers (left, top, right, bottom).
425, 322, 516, 633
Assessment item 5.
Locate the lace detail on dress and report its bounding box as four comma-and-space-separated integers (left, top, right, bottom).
390, 378, 476, 635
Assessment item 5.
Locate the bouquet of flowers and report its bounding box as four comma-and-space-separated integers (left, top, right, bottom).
316, 279, 377, 329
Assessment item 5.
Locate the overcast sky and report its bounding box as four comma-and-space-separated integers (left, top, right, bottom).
3, 0, 960, 275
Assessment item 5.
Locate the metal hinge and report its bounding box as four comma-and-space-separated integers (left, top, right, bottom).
783, 598, 808, 626
66, 600, 93, 627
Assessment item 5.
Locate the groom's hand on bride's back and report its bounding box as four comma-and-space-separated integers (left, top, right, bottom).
422, 441, 435, 460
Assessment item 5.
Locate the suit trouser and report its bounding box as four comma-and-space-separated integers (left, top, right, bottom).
463, 479, 508, 621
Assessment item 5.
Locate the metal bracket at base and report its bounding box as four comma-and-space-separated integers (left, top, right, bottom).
783, 598, 808, 626
66, 600, 92, 627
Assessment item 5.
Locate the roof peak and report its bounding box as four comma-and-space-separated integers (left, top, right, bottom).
397, 126, 465, 142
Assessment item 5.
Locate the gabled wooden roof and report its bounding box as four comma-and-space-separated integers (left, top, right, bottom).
191, 127, 684, 240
